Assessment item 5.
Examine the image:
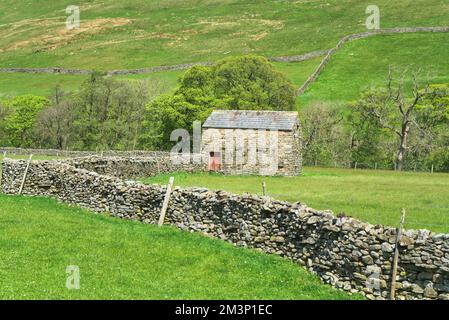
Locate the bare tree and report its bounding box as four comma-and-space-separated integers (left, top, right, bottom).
301, 102, 348, 167
358, 69, 430, 171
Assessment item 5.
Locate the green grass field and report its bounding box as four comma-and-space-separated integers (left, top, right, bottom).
1, 0, 449, 104
140, 167, 449, 233
298, 32, 449, 107
0, 194, 359, 299
1, 0, 447, 69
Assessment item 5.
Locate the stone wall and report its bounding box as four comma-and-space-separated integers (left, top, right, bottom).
66, 155, 205, 179
0, 147, 172, 158
2, 157, 449, 300
296, 26, 449, 95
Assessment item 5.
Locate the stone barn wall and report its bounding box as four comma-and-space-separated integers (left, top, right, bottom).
1, 157, 449, 300
202, 128, 302, 176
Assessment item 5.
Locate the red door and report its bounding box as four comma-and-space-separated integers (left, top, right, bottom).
208, 152, 221, 171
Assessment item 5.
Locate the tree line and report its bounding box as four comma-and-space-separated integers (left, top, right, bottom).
1, 56, 448, 172
303, 69, 449, 172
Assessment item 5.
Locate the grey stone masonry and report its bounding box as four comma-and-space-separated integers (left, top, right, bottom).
2, 157, 449, 300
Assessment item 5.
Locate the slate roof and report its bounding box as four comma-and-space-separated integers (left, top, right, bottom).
203, 110, 299, 131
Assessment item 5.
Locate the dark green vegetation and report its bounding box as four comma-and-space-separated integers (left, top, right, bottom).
1, 56, 297, 151
0, 194, 359, 299
141, 167, 449, 234
1, 63, 449, 172
146, 55, 296, 149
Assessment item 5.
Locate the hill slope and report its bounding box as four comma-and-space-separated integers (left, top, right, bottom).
1, 0, 449, 104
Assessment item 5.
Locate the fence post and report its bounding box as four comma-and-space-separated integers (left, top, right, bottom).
262, 181, 267, 196
158, 176, 174, 227
0, 151, 7, 189
19, 154, 33, 195
390, 208, 406, 300
431, 164, 434, 174
374, 162, 378, 170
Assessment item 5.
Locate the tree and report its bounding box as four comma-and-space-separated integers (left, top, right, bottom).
3, 95, 50, 147
416, 84, 449, 171
210, 55, 296, 111
0, 102, 12, 145
144, 55, 296, 150
352, 70, 430, 171
301, 102, 350, 167
142, 94, 211, 150
34, 86, 74, 149
68, 72, 165, 150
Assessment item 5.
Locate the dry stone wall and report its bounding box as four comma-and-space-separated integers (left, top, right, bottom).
66, 155, 205, 179
0, 147, 172, 158
2, 157, 449, 300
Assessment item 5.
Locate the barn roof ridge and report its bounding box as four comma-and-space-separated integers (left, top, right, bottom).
203, 110, 299, 131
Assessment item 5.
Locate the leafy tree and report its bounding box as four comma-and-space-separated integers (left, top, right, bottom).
68, 72, 165, 150
350, 70, 429, 171
301, 102, 349, 167
144, 55, 296, 150
3, 95, 50, 147
34, 86, 74, 149
210, 55, 296, 111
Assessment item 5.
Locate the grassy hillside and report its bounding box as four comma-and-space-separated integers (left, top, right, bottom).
1, 0, 448, 69
0, 194, 359, 299
1, 1, 449, 103
141, 167, 449, 233
298, 32, 449, 107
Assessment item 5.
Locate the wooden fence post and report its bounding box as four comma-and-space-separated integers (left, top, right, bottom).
262, 181, 267, 196
390, 208, 406, 300
0, 151, 7, 188
19, 154, 33, 195
158, 176, 174, 227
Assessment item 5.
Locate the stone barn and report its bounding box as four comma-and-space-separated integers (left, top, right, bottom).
202, 110, 302, 176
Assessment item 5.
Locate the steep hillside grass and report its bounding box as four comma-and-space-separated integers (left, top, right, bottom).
0, 69, 183, 98
298, 32, 449, 106
1, 1, 449, 103
1, 0, 448, 70
140, 167, 449, 234
0, 194, 359, 299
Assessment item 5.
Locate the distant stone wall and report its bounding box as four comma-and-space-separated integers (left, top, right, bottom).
296, 26, 449, 95
2, 157, 449, 300
66, 155, 205, 179
0, 147, 171, 158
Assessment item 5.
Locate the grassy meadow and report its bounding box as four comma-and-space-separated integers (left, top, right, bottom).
1, 0, 447, 70
0, 194, 359, 300
1, 0, 449, 105
141, 167, 449, 234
